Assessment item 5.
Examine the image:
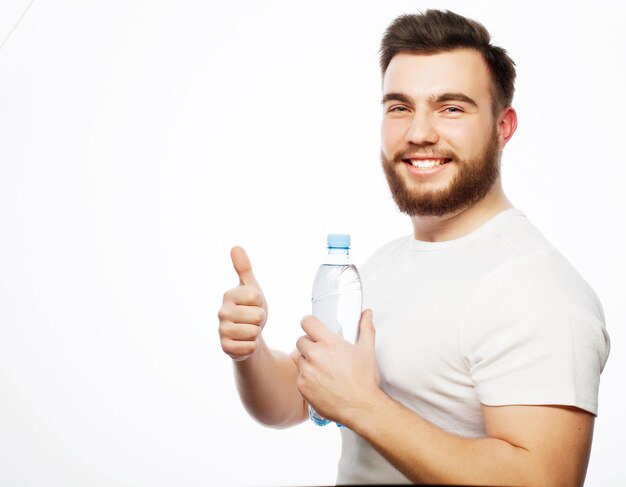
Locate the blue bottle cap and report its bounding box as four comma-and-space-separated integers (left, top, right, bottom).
327, 233, 351, 249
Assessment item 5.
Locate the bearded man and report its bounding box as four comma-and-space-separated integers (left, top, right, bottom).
218, 10, 610, 485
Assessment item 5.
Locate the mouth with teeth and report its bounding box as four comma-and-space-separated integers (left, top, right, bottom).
402, 157, 452, 171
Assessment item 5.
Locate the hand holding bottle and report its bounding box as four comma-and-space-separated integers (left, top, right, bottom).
218, 246, 268, 361
308, 233, 363, 426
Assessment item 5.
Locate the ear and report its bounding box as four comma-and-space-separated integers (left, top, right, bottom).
496, 107, 518, 149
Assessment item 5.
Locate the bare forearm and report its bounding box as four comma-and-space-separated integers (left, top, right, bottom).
346, 392, 535, 486
296, 312, 592, 486
234, 337, 307, 428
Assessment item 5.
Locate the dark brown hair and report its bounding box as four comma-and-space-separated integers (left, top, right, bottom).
380, 10, 516, 116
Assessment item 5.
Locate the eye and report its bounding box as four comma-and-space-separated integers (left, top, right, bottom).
387, 105, 410, 113
442, 106, 463, 114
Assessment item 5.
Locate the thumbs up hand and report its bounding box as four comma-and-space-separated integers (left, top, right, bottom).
218, 246, 268, 361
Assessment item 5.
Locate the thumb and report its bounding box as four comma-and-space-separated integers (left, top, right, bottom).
230, 246, 259, 287
357, 309, 376, 350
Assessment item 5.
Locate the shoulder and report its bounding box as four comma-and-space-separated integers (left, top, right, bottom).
475, 211, 602, 311
460, 248, 610, 414
488, 209, 558, 257
464, 248, 606, 342
473, 248, 603, 320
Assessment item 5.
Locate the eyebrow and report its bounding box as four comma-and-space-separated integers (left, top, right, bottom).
433, 92, 478, 108
381, 92, 413, 105
381, 91, 478, 109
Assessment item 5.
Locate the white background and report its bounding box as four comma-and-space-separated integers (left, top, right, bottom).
0, 1, 624, 486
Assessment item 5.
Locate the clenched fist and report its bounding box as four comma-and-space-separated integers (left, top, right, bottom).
218, 246, 268, 361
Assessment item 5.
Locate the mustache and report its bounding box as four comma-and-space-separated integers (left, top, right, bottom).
390, 147, 458, 163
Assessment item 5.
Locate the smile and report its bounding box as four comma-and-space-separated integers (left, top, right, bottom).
402, 158, 452, 169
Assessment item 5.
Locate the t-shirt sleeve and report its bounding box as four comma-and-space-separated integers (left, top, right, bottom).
460, 250, 610, 416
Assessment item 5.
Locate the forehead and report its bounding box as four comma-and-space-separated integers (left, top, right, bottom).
382, 49, 492, 102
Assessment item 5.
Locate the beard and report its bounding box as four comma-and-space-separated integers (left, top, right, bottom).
380, 129, 501, 217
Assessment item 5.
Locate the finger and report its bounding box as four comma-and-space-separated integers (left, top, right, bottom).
221, 338, 258, 360
231, 246, 259, 287
220, 322, 262, 341
357, 309, 376, 350
296, 354, 306, 371
296, 334, 313, 358
223, 285, 264, 307
229, 304, 266, 326
301, 314, 333, 342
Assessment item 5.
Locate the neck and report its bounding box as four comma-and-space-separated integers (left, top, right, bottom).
411, 180, 513, 242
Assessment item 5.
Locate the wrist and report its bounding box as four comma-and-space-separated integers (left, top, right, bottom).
341, 386, 390, 432
233, 336, 267, 371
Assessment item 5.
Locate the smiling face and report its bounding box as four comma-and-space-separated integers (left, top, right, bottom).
381, 49, 503, 217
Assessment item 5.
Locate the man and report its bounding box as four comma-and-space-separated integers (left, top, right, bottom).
218, 10, 610, 485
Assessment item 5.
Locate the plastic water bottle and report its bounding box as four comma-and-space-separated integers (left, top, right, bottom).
309, 233, 363, 427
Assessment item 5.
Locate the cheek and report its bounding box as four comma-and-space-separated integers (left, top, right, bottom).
438, 121, 484, 154
381, 119, 407, 154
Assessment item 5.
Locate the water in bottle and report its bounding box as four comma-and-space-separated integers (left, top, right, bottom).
309, 233, 363, 427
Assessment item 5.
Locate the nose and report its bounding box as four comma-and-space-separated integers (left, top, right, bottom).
405, 111, 439, 146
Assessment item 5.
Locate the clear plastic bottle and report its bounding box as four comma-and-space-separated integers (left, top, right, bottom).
309, 233, 363, 427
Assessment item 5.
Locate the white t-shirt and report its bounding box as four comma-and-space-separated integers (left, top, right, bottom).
337, 209, 610, 485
